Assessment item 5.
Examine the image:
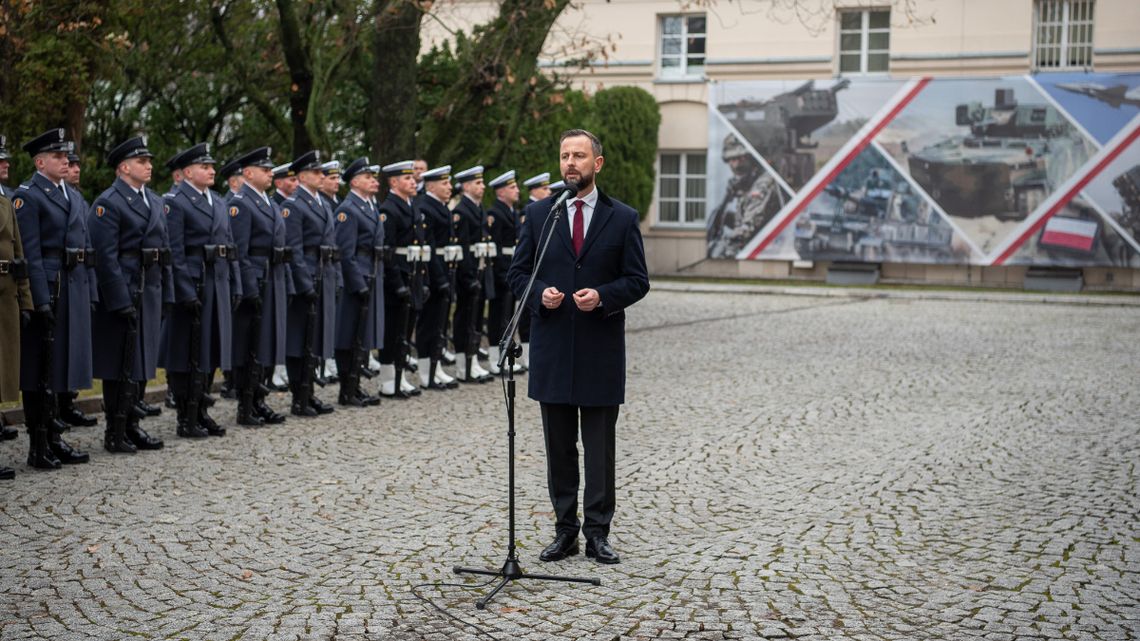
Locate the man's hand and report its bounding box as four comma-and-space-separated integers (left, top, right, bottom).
573, 288, 600, 312
542, 286, 564, 309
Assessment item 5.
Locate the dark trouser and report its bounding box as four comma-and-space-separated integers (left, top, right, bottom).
379, 292, 408, 365
539, 403, 619, 539
452, 282, 480, 356
415, 290, 448, 358
486, 284, 514, 347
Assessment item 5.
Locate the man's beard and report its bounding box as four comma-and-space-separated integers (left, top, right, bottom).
565, 168, 594, 191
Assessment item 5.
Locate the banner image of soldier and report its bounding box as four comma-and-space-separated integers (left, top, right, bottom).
485, 169, 522, 374
377, 160, 426, 399
451, 166, 493, 383
333, 159, 384, 407
14, 129, 95, 469
0, 169, 32, 478
160, 143, 240, 439
281, 150, 338, 416
229, 147, 289, 427
706, 132, 790, 260
88, 136, 171, 454
413, 165, 460, 391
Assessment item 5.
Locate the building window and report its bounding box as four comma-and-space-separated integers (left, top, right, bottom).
838, 9, 890, 74
657, 152, 706, 226
1034, 0, 1094, 69
659, 14, 706, 79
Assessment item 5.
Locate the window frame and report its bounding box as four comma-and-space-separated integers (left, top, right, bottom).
1032, 0, 1095, 70
657, 13, 707, 81
655, 150, 708, 229
837, 8, 891, 76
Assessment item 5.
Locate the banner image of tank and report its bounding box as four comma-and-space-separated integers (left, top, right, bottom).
707, 72, 1140, 268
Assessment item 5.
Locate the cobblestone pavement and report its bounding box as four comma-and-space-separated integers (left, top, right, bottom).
1, 291, 1138, 641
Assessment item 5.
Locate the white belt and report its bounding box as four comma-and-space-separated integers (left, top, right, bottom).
435, 245, 464, 261
395, 245, 432, 263
468, 242, 499, 258
500, 246, 515, 256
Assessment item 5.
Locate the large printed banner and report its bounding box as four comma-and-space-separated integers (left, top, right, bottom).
706, 73, 1140, 267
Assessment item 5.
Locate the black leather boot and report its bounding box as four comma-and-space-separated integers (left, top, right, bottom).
58, 391, 98, 427
171, 373, 208, 439
198, 403, 225, 436
254, 393, 287, 424
1, 422, 18, 440
24, 393, 62, 469
102, 382, 138, 454
49, 427, 90, 464
126, 415, 164, 450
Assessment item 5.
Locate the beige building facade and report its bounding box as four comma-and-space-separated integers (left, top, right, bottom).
424, 1, 1140, 290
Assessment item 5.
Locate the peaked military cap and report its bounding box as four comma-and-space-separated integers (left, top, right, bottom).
421, 165, 451, 182
382, 160, 415, 177
0, 134, 10, 161
320, 160, 340, 176
548, 180, 567, 191
523, 172, 550, 189
454, 166, 484, 183
235, 146, 275, 169
67, 152, 81, 165
220, 157, 242, 179
272, 163, 295, 180
23, 128, 74, 156
167, 143, 215, 171
342, 157, 376, 183
488, 170, 516, 189
290, 150, 321, 174
107, 136, 154, 167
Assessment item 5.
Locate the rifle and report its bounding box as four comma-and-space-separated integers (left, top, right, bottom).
184, 280, 205, 430
241, 281, 265, 410
345, 281, 370, 397
38, 289, 59, 434
301, 256, 322, 403
113, 279, 144, 437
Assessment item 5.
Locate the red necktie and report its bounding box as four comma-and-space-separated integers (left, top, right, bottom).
572, 200, 584, 256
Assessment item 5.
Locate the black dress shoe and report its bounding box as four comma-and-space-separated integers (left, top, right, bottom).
585, 536, 620, 564
538, 532, 580, 562
1, 425, 18, 441
126, 423, 165, 449
136, 399, 162, 417
361, 392, 381, 407
60, 406, 98, 427
0, 466, 14, 480
254, 401, 287, 424
176, 420, 209, 438
310, 397, 335, 414
104, 431, 137, 454
338, 391, 366, 407
237, 409, 264, 427
291, 401, 319, 417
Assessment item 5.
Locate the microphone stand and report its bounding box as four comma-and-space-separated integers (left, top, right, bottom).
453, 191, 600, 610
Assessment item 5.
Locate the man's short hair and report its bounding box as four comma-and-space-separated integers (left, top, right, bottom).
559, 129, 603, 157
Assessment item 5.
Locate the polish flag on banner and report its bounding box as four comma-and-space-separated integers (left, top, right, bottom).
1039, 216, 1098, 253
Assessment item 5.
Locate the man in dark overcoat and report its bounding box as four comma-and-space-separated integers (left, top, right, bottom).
508, 129, 650, 565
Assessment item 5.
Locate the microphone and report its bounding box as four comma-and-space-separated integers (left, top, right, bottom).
550, 180, 581, 212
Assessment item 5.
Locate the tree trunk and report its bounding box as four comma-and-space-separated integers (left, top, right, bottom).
276, 0, 315, 155
369, 0, 424, 163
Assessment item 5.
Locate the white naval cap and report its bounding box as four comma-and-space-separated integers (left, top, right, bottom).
522, 172, 550, 188
382, 160, 415, 177
453, 165, 484, 183
420, 165, 451, 182
488, 170, 516, 189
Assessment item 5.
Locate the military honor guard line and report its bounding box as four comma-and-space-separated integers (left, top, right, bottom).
0, 128, 649, 570
0, 128, 556, 480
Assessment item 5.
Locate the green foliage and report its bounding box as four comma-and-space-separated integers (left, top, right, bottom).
590, 87, 660, 218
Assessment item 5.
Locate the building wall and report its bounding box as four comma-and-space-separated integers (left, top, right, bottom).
423, 0, 1140, 290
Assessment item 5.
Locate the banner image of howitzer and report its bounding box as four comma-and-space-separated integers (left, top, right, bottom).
709, 73, 1140, 267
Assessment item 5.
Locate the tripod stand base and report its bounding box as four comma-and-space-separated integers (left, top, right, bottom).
454, 559, 601, 609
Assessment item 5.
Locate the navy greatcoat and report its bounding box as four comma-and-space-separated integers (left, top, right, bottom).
334, 191, 384, 350
283, 186, 337, 359
160, 181, 240, 373
230, 183, 287, 367
88, 179, 172, 381
14, 173, 97, 391
507, 189, 650, 407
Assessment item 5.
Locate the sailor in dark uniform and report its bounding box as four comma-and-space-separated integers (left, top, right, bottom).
161, 143, 240, 438
281, 150, 338, 416
333, 159, 384, 407
88, 136, 170, 453
229, 147, 289, 426
485, 170, 523, 374
376, 161, 425, 398
451, 166, 493, 383
13, 129, 93, 468
413, 165, 461, 390
271, 163, 298, 206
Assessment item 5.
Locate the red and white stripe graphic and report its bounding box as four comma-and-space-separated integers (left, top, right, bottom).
990, 114, 1140, 265
737, 77, 932, 260
1039, 216, 1098, 252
